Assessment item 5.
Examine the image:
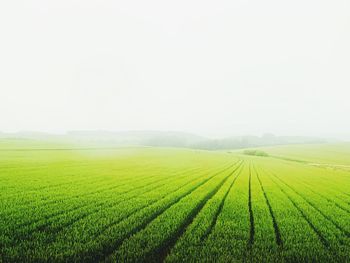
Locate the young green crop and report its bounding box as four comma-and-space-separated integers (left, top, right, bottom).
165, 162, 244, 262
1, 139, 350, 262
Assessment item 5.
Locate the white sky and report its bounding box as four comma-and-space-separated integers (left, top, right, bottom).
0, 0, 349, 138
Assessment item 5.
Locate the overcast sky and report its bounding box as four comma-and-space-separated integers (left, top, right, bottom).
0, 0, 349, 138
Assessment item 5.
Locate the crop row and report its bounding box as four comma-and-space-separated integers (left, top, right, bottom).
1, 161, 238, 262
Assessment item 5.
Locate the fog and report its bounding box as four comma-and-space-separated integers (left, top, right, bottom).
1, 0, 349, 139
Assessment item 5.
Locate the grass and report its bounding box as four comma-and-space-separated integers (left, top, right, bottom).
1, 139, 350, 262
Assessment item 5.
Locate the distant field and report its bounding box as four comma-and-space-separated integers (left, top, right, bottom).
1, 140, 350, 262
260, 143, 350, 165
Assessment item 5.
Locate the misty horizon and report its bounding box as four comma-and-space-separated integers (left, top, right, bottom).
1, 129, 350, 141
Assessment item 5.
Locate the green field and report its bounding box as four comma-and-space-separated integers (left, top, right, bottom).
1, 140, 350, 262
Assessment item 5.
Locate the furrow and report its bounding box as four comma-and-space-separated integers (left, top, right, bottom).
1, 164, 186, 206
254, 166, 282, 247
268, 175, 330, 248
271, 173, 350, 238
5, 166, 205, 245
293, 179, 350, 214
98, 162, 239, 263
200, 163, 244, 242
88, 163, 234, 241
152, 161, 245, 262
41, 171, 204, 245
248, 164, 255, 248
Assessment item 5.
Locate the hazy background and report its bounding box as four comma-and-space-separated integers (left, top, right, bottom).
1, 0, 349, 139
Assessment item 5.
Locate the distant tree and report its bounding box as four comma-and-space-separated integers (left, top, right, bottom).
243, 149, 269, 157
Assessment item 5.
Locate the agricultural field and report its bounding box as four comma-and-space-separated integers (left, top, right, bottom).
1, 139, 350, 262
